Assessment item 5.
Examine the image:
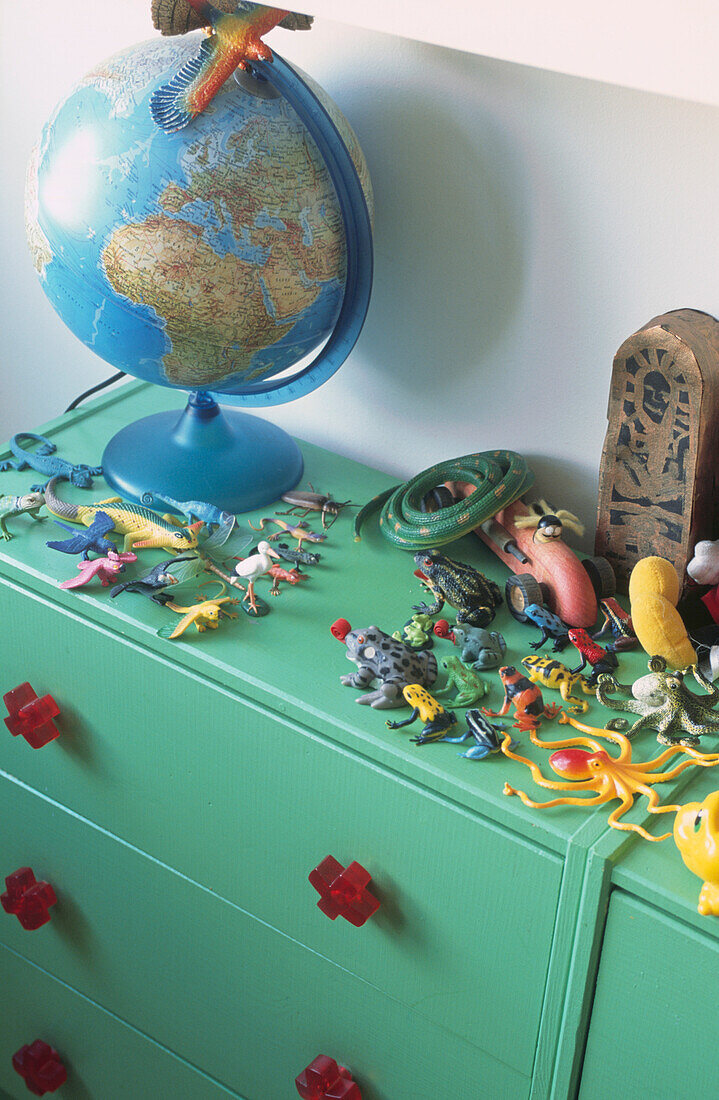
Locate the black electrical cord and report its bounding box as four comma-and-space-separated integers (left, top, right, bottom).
64, 371, 126, 413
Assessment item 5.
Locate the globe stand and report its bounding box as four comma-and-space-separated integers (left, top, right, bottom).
101, 391, 304, 514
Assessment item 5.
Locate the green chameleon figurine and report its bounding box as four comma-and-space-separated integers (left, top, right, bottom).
0, 492, 45, 540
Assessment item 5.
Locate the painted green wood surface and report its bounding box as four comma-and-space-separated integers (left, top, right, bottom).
2, 382, 710, 1098
0, 778, 529, 1100
578, 891, 719, 1100
0, 381, 656, 852
0, 944, 241, 1099
0, 765, 555, 1080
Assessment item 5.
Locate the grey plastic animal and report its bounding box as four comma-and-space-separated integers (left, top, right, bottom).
451, 625, 506, 669
334, 622, 438, 709
0, 432, 102, 489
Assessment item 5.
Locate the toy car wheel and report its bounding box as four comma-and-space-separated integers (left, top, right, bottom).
582, 556, 616, 599
505, 574, 544, 622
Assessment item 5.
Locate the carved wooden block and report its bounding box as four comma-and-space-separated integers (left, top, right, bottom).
595, 309, 719, 593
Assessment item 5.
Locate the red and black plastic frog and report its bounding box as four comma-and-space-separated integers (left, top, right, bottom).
567, 628, 618, 686
483, 665, 561, 733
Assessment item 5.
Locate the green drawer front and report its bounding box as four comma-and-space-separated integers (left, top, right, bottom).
0, 580, 562, 1077
579, 891, 719, 1100
0, 777, 530, 1100
0, 945, 239, 1099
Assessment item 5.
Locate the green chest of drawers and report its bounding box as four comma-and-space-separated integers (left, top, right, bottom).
1, 384, 716, 1100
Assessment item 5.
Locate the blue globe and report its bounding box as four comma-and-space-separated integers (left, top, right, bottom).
25, 34, 373, 400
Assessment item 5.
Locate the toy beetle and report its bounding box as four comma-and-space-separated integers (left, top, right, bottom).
279, 486, 353, 529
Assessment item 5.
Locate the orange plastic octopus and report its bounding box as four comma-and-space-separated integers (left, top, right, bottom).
502, 712, 719, 841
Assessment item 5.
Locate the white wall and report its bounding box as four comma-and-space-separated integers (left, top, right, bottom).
2, 2, 719, 546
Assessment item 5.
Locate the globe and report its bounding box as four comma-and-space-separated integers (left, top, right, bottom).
25, 34, 374, 511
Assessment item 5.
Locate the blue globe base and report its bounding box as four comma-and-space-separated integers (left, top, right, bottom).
101, 394, 304, 514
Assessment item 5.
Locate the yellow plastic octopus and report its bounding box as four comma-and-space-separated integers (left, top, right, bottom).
502, 712, 719, 841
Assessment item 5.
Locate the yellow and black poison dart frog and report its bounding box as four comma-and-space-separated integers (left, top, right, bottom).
385, 684, 458, 744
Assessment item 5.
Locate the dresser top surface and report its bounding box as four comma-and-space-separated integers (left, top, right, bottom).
1, 381, 703, 858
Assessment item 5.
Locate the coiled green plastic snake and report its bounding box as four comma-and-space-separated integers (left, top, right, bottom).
354, 450, 534, 550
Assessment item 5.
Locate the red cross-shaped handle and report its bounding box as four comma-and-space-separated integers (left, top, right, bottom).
308, 856, 380, 927
295, 1055, 361, 1099
12, 1040, 67, 1095
3, 683, 61, 749
1, 867, 57, 930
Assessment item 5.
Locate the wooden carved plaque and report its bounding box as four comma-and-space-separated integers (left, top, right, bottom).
595, 309, 719, 592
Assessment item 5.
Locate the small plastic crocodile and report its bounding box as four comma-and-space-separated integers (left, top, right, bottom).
0, 432, 102, 489
0, 492, 45, 540
43, 478, 202, 554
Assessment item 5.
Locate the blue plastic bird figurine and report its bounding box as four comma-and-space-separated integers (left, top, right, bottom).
150, 1, 313, 132
46, 510, 118, 560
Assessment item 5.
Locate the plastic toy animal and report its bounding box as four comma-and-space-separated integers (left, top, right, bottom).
512, 499, 585, 543
279, 486, 352, 530
0, 492, 44, 540
158, 584, 239, 639
267, 563, 308, 595
43, 478, 202, 554
483, 665, 561, 733
523, 603, 570, 651
449, 624, 506, 669
109, 556, 199, 605
385, 684, 458, 744
141, 489, 234, 531
59, 551, 137, 590
674, 790, 719, 915
249, 517, 327, 549
434, 656, 487, 707
392, 614, 435, 650
0, 432, 102, 489
503, 712, 719, 841
234, 540, 280, 614
330, 620, 438, 709
439, 709, 514, 760
272, 541, 321, 567
46, 510, 117, 560
567, 628, 618, 686
150, 1, 312, 132
413, 549, 503, 628
520, 655, 594, 714
592, 597, 637, 651
596, 656, 719, 747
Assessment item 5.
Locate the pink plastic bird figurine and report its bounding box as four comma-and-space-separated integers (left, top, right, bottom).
150, 1, 312, 132
59, 551, 137, 590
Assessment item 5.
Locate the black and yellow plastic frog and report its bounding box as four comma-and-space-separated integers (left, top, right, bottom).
413, 549, 503, 627
385, 684, 458, 744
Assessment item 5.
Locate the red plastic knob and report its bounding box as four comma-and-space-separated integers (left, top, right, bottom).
308, 856, 380, 927
12, 1040, 67, 1095
3, 683, 60, 748
295, 1055, 361, 1100
1, 867, 57, 930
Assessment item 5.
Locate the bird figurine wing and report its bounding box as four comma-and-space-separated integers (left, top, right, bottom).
86, 510, 117, 537
149, 1, 313, 132
152, 0, 312, 38
46, 532, 92, 554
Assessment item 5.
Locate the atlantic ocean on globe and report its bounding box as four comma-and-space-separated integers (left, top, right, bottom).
25, 34, 374, 510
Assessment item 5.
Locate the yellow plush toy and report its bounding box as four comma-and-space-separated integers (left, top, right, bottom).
628, 556, 697, 669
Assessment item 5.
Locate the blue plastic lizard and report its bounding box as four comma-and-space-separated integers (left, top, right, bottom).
0, 432, 102, 490
141, 489, 235, 531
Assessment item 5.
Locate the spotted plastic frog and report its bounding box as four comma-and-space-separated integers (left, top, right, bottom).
413, 549, 503, 628
331, 621, 438, 709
